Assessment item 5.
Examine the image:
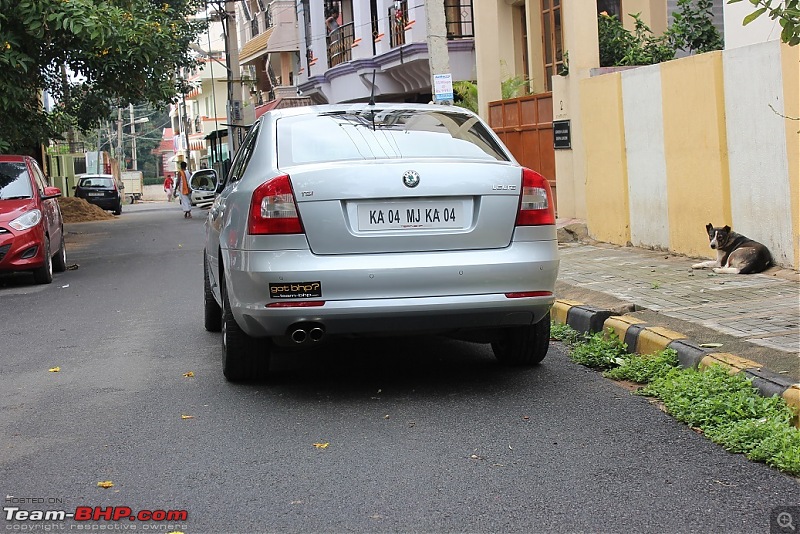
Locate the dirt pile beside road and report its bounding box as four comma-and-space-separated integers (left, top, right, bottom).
58, 197, 115, 223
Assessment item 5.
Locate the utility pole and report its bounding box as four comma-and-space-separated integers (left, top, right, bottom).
117, 107, 124, 166
224, 0, 243, 155
182, 88, 191, 165
425, 0, 453, 105
129, 104, 138, 170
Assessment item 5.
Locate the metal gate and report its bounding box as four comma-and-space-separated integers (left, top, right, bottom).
488, 92, 556, 214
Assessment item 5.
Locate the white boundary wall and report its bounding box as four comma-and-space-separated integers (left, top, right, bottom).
723, 40, 794, 266
622, 64, 671, 248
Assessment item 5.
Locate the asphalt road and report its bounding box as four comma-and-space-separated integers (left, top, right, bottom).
1, 203, 798, 534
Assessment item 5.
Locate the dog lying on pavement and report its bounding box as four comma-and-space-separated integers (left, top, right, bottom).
692, 223, 772, 274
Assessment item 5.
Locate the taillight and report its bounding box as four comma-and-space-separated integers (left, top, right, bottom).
505, 291, 553, 298
515, 168, 555, 226
248, 174, 303, 235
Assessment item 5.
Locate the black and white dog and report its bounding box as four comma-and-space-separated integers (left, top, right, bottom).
692, 223, 772, 274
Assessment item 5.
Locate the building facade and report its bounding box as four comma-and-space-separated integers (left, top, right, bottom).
171, 12, 230, 171
473, 1, 799, 269
295, 0, 476, 104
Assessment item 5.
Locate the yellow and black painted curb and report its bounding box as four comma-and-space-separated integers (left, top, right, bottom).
552, 299, 800, 427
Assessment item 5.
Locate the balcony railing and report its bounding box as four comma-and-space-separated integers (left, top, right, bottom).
389, 1, 473, 49
389, 1, 408, 48
327, 21, 354, 68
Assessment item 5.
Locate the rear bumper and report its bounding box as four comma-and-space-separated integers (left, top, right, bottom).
219, 238, 559, 339
237, 293, 553, 338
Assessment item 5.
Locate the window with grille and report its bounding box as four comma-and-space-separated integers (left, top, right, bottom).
444, 1, 474, 39
541, 0, 563, 92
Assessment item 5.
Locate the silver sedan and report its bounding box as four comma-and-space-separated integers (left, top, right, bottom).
201, 104, 559, 381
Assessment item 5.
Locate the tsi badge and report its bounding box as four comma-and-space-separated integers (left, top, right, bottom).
269, 281, 322, 299
402, 170, 420, 188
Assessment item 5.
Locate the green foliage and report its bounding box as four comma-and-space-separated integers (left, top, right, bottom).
554, 323, 800, 474
453, 75, 529, 114
640, 365, 792, 428
501, 76, 527, 99
604, 348, 679, 383
598, 12, 675, 66
453, 80, 478, 113
640, 365, 800, 474
671, 0, 723, 52
728, 0, 800, 46
568, 329, 628, 370
598, 0, 723, 68
0, 0, 206, 152
550, 322, 585, 346
559, 50, 569, 76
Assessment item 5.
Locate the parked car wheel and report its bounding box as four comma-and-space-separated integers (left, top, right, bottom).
32, 236, 53, 284
204, 255, 221, 332
221, 270, 269, 382
492, 313, 551, 366
53, 231, 67, 273
113, 202, 122, 216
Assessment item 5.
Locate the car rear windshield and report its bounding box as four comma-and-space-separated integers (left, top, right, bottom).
79, 177, 115, 188
0, 162, 33, 200
277, 109, 511, 166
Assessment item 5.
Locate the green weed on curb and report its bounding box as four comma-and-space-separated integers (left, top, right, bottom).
551, 322, 800, 476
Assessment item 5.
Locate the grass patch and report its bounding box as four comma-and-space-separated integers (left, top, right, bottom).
568, 329, 628, 370
604, 348, 678, 383
550, 321, 584, 345
551, 321, 800, 476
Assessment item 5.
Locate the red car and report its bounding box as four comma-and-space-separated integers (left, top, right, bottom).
0, 155, 67, 284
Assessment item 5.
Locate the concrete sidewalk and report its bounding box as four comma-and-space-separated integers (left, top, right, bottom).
553, 220, 799, 389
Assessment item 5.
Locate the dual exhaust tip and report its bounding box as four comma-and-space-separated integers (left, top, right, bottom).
290, 324, 325, 344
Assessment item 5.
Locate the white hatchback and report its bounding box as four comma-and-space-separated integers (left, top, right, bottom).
200, 104, 559, 381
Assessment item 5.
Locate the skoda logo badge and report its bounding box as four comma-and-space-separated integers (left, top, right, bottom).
402, 170, 420, 188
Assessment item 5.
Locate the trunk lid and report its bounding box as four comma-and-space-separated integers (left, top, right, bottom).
286, 160, 522, 255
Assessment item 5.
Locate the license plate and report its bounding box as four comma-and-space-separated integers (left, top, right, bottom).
88, 192, 104, 197
357, 201, 464, 231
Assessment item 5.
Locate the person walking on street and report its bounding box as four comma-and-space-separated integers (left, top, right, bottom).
163, 175, 174, 202
174, 161, 193, 218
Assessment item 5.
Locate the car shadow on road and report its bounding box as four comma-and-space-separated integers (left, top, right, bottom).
238, 334, 559, 401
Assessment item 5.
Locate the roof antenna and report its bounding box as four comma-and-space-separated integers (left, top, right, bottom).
368, 69, 377, 106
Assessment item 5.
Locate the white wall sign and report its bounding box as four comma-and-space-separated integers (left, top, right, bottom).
433, 73, 454, 102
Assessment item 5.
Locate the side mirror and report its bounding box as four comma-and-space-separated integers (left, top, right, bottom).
189, 169, 219, 208
189, 169, 218, 193
42, 186, 62, 199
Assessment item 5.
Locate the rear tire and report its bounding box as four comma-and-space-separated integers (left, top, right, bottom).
492, 312, 551, 366
204, 255, 222, 332
32, 236, 53, 284
53, 232, 67, 273
113, 202, 122, 215
220, 271, 269, 382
